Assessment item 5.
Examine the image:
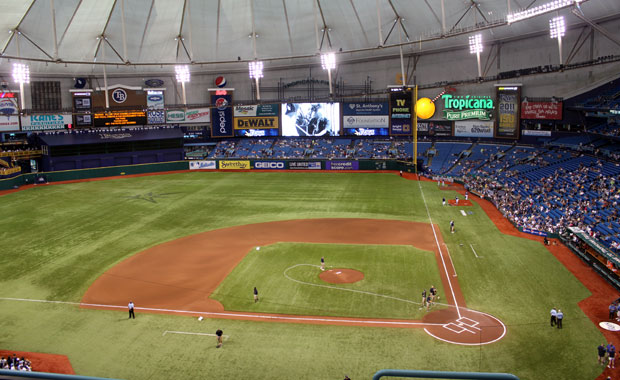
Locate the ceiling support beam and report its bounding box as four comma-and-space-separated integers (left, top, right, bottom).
423, 0, 443, 30
316, 0, 332, 50
376, 0, 383, 46
313, 0, 320, 52
572, 9, 620, 49
250, 0, 257, 59
387, 0, 410, 40
450, 4, 473, 33
50, 0, 59, 60
58, 0, 82, 48
186, 0, 194, 61
93, 0, 118, 59
565, 26, 591, 65
349, 0, 370, 46
215, 0, 221, 59
137, 0, 155, 61
282, 0, 294, 54
18, 30, 55, 60
440, 0, 446, 35
120, 0, 128, 62
1, 0, 37, 57
382, 19, 398, 46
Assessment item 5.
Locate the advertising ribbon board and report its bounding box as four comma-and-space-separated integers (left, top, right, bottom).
189, 160, 216, 170
234, 104, 279, 117
166, 108, 211, 124
390, 90, 412, 136
453, 120, 494, 138
520, 101, 562, 120
21, 114, 72, 131
495, 86, 521, 138
289, 161, 322, 170
417, 120, 453, 137
234, 117, 279, 130
254, 161, 286, 169
219, 160, 250, 170
326, 161, 359, 170
211, 94, 233, 137
147, 110, 166, 125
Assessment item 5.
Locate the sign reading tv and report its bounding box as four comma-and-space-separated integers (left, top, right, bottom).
281, 103, 340, 136
389, 89, 412, 136
343, 102, 389, 136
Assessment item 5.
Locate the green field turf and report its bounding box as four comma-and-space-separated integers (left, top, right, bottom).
0, 172, 606, 380
211, 242, 445, 319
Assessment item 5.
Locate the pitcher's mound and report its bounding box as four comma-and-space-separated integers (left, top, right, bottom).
319, 268, 364, 284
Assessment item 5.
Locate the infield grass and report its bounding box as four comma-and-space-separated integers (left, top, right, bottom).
0, 172, 606, 380
211, 242, 445, 319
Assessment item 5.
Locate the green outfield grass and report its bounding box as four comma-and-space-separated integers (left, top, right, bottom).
211, 242, 445, 319
0, 172, 606, 380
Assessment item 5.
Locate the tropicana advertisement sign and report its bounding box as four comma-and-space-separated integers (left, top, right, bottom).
442, 94, 494, 121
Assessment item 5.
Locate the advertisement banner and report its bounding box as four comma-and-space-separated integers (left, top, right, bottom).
0, 96, 20, 131
234, 116, 278, 130
147, 110, 166, 124
521, 101, 562, 120
235, 129, 279, 137
496, 86, 521, 138
344, 128, 389, 136
343, 115, 389, 129
343, 102, 389, 116
254, 161, 286, 170
93, 111, 147, 127
234, 104, 279, 117
453, 120, 494, 137
417, 120, 452, 137
146, 91, 164, 109
211, 94, 233, 137
21, 114, 72, 131
390, 90, 412, 136
326, 161, 359, 170
219, 160, 250, 170
441, 94, 494, 121
166, 108, 211, 124
289, 161, 322, 170
189, 160, 216, 170
521, 129, 552, 137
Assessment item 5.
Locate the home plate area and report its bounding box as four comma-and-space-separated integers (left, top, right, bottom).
423, 308, 506, 345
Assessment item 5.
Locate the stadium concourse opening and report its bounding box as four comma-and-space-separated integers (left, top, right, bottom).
82, 218, 506, 346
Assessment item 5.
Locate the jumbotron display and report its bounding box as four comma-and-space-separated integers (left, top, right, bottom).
281, 103, 340, 137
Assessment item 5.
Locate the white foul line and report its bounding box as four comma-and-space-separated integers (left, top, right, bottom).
470, 244, 480, 258
417, 180, 462, 319
443, 244, 457, 277
163, 330, 229, 340
0, 296, 445, 327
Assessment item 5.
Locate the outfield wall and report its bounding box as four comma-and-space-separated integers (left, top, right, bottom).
0, 159, 416, 191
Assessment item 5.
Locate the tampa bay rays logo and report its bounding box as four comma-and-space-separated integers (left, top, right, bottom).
123, 192, 180, 203
112, 89, 127, 103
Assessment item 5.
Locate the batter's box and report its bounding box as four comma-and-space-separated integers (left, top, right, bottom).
442, 317, 481, 334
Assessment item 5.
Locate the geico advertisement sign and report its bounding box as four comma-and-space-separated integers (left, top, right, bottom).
234, 117, 278, 129
254, 161, 285, 169
219, 160, 250, 170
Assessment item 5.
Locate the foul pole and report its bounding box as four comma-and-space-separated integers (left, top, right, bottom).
413, 85, 418, 175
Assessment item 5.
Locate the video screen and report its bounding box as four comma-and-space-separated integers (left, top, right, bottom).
234, 129, 279, 137
281, 103, 340, 136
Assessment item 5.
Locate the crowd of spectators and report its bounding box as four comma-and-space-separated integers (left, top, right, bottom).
0, 354, 32, 371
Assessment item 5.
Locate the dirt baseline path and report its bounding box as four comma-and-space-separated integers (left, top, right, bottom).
82, 218, 505, 345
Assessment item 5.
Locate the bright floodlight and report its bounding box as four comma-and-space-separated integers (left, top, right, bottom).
12, 63, 30, 84
469, 34, 483, 54
507, 0, 583, 23
249, 61, 264, 79
549, 16, 566, 39
321, 53, 336, 70
175, 65, 190, 83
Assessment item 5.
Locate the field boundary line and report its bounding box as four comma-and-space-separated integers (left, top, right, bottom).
0, 296, 445, 327
443, 243, 458, 277
417, 180, 462, 318
470, 244, 481, 258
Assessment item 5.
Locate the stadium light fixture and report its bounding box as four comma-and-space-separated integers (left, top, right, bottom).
175, 65, 190, 105
12, 63, 30, 110
321, 52, 336, 96
507, 0, 583, 23
549, 16, 566, 65
469, 34, 483, 78
248, 60, 264, 101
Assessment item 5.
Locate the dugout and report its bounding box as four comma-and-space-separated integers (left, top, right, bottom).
37, 127, 184, 172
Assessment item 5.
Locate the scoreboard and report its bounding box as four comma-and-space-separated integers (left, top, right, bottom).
93, 111, 147, 127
